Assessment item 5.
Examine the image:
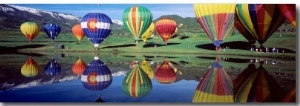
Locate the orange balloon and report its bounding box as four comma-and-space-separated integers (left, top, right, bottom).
72, 24, 85, 41
72, 58, 86, 75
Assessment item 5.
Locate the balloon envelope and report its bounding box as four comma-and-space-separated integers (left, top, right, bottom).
234, 14, 256, 45
277, 4, 296, 28
141, 22, 155, 42
21, 57, 40, 77
139, 60, 154, 79
43, 23, 61, 40
235, 4, 286, 46
155, 60, 176, 84
44, 59, 61, 76
81, 57, 112, 91
122, 65, 152, 98
282, 85, 296, 102
20, 22, 40, 42
194, 4, 236, 48
72, 58, 87, 75
81, 13, 112, 48
193, 61, 234, 103
72, 24, 85, 41
155, 18, 177, 44
122, 6, 153, 41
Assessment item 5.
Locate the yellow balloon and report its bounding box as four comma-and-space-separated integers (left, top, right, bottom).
139, 60, 154, 79
21, 57, 41, 77
20, 22, 40, 42
141, 22, 155, 42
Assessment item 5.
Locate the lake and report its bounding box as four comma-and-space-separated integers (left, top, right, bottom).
0, 52, 296, 103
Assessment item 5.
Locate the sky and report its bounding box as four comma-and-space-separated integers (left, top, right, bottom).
13, 4, 196, 20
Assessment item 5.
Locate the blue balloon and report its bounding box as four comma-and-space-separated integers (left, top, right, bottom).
43, 23, 61, 40
81, 13, 112, 48
44, 59, 61, 75
81, 56, 113, 91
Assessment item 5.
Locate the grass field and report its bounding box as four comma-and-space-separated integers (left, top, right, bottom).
0, 29, 296, 59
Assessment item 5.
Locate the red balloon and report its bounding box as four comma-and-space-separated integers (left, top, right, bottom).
155, 18, 177, 44
155, 60, 176, 84
277, 4, 296, 28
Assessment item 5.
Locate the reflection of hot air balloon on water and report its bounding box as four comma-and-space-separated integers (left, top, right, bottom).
155, 60, 176, 84
277, 4, 296, 28
139, 60, 154, 79
233, 63, 256, 95
81, 56, 113, 91
81, 13, 112, 50
155, 18, 177, 45
194, 4, 236, 51
72, 24, 85, 42
122, 64, 152, 98
21, 56, 41, 77
43, 23, 61, 42
193, 61, 234, 103
235, 4, 286, 49
141, 22, 155, 43
234, 63, 285, 102
122, 6, 153, 44
20, 22, 40, 43
72, 58, 87, 76
44, 58, 61, 76
281, 85, 295, 102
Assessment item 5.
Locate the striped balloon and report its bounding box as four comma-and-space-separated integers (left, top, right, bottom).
155, 18, 177, 45
155, 60, 176, 84
277, 4, 296, 28
233, 63, 256, 96
194, 4, 236, 49
72, 58, 86, 75
236, 4, 286, 47
122, 6, 153, 42
43, 23, 61, 41
234, 65, 285, 102
21, 57, 41, 77
81, 13, 112, 48
122, 64, 152, 98
72, 24, 85, 42
44, 59, 61, 76
234, 14, 256, 45
193, 61, 233, 103
81, 56, 112, 91
20, 22, 40, 42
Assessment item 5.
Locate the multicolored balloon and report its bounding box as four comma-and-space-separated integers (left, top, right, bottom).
141, 22, 155, 43
21, 57, 41, 77
139, 60, 154, 79
122, 64, 152, 98
122, 6, 153, 43
72, 24, 85, 42
282, 85, 296, 102
20, 22, 40, 42
81, 13, 112, 49
235, 4, 286, 48
234, 14, 256, 45
233, 63, 256, 96
44, 58, 61, 76
81, 56, 112, 91
155, 60, 176, 84
155, 18, 177, 45
234, 64, 285, 102
72, 58, 86, 76
194, 4, 236, 50
43, 23, 61, 41
193, 61, 233, 103
277, 4, 296, 28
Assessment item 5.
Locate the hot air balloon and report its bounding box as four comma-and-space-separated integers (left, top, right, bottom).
155, 18, 177, 45
44, 58, 61, 76
277, 4, 296, 28
43, 23, 61, 41
139, 60, 154, 79
155, 60, 176, 84
21, 56, 41, 77
282, 85, 295, 102
194, 4, 236, 51
81, 13, 112, 50
122, 6, 153, 44
233, 63, 256, 95
141, 22, 155, 43
20, 22, 40, 43
81, 56, 113, 91
236, 4, 286, 49
193, 61, 234, 103
234, 13, 256, 45
72, 24, 85, 42
234, 63, 285, 102
72, 58, 86, 76
122, 64, 152, 98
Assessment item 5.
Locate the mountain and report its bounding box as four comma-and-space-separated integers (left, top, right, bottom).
0, 4, 124, 32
